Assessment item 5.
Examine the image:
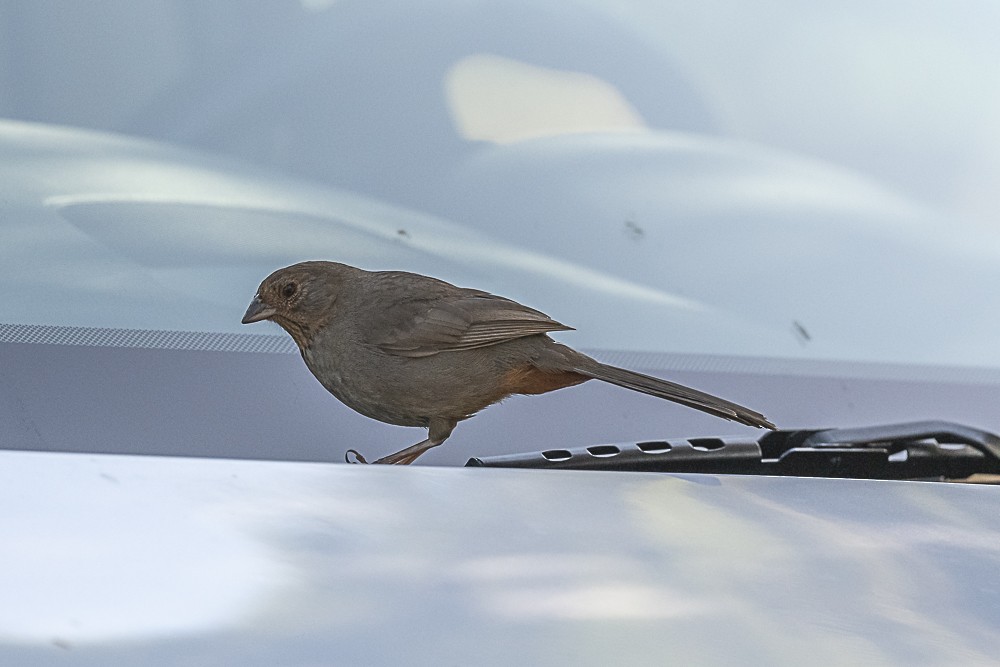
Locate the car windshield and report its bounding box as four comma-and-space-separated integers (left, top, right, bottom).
2, 1, 999, 369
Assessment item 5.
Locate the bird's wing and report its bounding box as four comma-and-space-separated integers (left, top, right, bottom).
368, 289, 573, 358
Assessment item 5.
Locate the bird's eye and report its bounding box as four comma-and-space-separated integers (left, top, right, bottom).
282, 282, 298, 298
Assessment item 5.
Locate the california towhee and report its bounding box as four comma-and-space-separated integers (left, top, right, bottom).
242, 261, 775, 464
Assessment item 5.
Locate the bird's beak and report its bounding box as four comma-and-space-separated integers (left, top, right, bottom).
242, 296, 277, 324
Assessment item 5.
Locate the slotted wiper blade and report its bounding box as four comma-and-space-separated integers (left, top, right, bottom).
466, 420, 1000, 481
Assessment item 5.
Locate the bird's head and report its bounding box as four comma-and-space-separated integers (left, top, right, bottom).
241, 261, 346, 350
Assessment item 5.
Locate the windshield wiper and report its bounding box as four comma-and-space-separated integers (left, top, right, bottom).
466, 420, 1000, 481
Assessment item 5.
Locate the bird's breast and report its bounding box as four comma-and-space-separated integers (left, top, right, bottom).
301, 340, 430, 427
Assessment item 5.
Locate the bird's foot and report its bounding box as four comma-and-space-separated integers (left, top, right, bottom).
345, 449, 370, 464
344, 447, 424, 465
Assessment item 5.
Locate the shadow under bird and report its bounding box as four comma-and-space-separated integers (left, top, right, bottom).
242, 261, 775, 464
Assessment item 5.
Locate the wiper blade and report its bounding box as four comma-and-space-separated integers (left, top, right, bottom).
466, 420, 1000, 481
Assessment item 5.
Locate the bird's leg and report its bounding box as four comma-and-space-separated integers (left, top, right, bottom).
372, 437, 437, 465
347, 418, 457, 465
376, 417, 457, 464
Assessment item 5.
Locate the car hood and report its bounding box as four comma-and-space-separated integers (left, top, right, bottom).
2, 449, 998, 665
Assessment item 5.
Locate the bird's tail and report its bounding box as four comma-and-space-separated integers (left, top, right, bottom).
572, 360, 775, 429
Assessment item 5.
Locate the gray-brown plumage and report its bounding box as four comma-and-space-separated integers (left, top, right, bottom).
242, 261, 775, 464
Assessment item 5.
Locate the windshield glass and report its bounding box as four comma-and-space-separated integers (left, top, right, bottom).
2, 0, 998, 368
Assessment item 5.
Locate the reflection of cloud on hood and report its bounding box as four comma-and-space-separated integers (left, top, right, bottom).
453, 553, 716, 620
484, 582, 714, 620
445, 54, 647, 144
0, 454, 291, 644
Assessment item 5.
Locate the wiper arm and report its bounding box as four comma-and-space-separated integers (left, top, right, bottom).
466, 420, 1000, 481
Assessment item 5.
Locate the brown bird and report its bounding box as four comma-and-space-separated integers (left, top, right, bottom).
242, 261, 775, 464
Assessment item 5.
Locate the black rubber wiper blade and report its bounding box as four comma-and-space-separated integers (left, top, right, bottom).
466, 420, 1000, 480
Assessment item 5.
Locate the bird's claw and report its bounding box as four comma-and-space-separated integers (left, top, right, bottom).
345, 448, 370, 464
